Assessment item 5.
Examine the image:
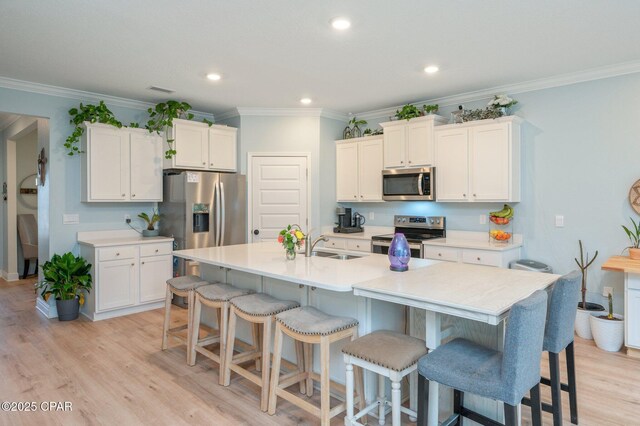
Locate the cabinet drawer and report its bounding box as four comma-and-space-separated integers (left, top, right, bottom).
627, 275, 640, 291
462, 249, 502, 267
347, 239, 370, 252
423, 246, 459, 262
99, 246, 135, 262
324, 238, 346, 250
140, 243, 172, 257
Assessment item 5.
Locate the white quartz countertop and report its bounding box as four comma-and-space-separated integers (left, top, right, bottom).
422, 230, 523, 252
173, 242, 434, 292
353, 262, 558, 322
77, 230, 173, 248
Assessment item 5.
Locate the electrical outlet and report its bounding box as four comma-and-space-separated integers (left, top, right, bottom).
555, 215, 564, 227
124, 214, 131, 223
369, 212, 375, 221
479, 214, 487, 225
603, 287, 613, 297
63, 214, 79, 225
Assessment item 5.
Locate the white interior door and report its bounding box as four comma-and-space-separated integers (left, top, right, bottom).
250, 156, 308, 243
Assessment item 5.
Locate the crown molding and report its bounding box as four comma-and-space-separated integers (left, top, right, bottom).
216, 107, 348, 122
356, 60, 640, 120
0, 76, 214, 120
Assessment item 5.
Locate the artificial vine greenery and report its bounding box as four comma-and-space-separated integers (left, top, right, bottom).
395, 104, 422, 121
65, 101, 123, 155
64, 99, 213, 158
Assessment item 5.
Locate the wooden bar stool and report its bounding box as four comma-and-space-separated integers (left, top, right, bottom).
162, 275, 211, 364
223, 293, 300, 412
342, 330, 428, 426
267, 306, 364, 426
189, 283, 253, 385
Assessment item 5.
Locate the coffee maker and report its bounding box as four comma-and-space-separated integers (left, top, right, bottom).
333, 207, 364, 233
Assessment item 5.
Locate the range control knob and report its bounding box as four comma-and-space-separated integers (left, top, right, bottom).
436, 219, 441, 224
429, 219, 434, 224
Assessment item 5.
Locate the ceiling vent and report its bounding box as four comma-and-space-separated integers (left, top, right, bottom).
148, 86, 175, 94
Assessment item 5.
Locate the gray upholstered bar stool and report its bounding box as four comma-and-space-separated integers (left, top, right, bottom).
267, 306, 364, 426
222, 293, 300, 412
522, 271, 581, 425
189, 283, 253, 385
417, 290, 548, 426
342, 330, 428, 426
162, 275, 210, 364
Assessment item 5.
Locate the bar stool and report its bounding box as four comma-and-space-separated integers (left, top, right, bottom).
342, 330, 428, 426
267, 306, 364, 426
223, 293, 300, 412
162, 275, 210, 364
189, 283, 253, 385
522, 271, 581, 425
417, 290, 548, 426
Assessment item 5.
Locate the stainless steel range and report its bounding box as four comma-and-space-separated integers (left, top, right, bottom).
371, 215, 446, 258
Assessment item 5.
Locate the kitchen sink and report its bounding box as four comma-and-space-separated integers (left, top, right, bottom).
310, 250, 337, 258
311, 251, 364, 260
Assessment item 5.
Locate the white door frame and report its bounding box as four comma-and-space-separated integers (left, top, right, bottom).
246, 152, 311, 243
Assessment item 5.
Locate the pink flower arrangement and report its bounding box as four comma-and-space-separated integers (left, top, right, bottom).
278, 224, 305, 251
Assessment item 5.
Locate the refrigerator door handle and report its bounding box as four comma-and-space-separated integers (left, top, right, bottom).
215, 180, 222, 246
219, 181, 226, 246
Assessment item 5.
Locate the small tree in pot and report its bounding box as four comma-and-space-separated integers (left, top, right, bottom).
590, 292, 624, 352
573, 240, 604, 339
36, 253, 92, 321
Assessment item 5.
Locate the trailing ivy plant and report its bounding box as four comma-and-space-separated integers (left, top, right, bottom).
395, 104, 422, 121
65, 101, 123, 155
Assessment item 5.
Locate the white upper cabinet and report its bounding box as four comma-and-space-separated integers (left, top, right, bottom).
164, 119, 237, 172
434, 117, 521, 202
82, 123, 163, 202
336, 136, 383, 202
380, 115, 448, 169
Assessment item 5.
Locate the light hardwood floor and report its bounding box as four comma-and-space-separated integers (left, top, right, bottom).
1, 277, 638, 425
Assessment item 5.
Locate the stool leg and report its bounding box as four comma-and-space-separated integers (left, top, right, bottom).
391, 380, 401, 426
161, 286, 172, 350
378, 374, 386, 425
293, 340, 305, 394
530, 383, 542, 426
355, 365, 365, 412
417, 374, 429, 426
320, 335, 331, 426
453, 390, 463, 426
218, 302, 229, 386
260, 318, 272, 412
186, 290, 196, 364
189, 296, 202, 366
566, 342, 578, 424
504, 403, 517, 426
267, 322, 284, 415
345, 362, 355, 424
304, 343, 314, 397
549, 352, 563, 426
223, 308, 238, 387
253, 323, 262, 372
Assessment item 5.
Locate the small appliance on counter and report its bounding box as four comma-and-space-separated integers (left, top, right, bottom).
371, 215, 445, 258
333, 207, 364, 234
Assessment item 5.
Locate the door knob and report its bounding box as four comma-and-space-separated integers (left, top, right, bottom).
253, 229, 260, 235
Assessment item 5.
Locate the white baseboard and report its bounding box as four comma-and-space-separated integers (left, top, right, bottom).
81, 301, 165, 322
1, 270, 20, 281
36, 297, 57, 318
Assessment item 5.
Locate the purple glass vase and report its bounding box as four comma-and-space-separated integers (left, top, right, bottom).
388, 233, 410, 272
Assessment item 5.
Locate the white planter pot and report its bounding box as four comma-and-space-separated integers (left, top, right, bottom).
590, 314, 625, 352
575, 308, 596, 339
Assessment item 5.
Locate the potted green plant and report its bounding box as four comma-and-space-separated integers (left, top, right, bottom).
622, 217, 640, 259
348, 116, 367, 138
423, 104, 439, 114
590, 292, 624, 352
574, 240, 604, 339
138, 209, 161, 237
36, 253, 92, 321
65, 101, 124, 155
487, 94, 518, 116
395, 104, 422, 121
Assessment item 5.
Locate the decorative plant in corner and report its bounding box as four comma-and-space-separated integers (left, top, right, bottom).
573, 239, 604, 340
395, 104, 422, 121
138, 209, 161, 237
36, 252, 92, 321
348, 116, 367, 138
145, 100, 213, 159
488, 94, 518, 114
622, 216, 640, 259
65, 101, 123, 155
423, 104, 439, 114
590, 292, 624, 352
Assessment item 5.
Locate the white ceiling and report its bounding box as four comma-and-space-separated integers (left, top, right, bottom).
1, 1, 639, 115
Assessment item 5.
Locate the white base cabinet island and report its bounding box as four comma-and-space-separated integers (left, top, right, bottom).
174, 242, 558, 426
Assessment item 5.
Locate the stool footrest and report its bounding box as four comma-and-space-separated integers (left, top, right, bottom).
277, 371, 308, 390
197, 335, 221, 347
459, 406, 502, 426
540, 376, 570, 392
194, 346, 221, 363
232, 350, 262, 365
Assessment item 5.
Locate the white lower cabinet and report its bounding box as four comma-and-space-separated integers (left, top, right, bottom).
80, 241, 173, 321
322, 236, 371, 253
423, 244, 520, 268
625, 274, 640, 350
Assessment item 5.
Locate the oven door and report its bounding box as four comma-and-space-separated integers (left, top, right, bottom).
382, 167, 434, 201
371, 240, 423, 258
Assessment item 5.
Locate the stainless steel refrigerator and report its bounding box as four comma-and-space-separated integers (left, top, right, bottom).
159, 171, 247, 278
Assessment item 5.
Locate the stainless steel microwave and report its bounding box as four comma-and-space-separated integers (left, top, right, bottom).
382, 167, 435, 201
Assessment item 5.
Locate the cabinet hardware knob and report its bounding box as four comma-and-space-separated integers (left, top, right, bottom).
132, 194, 135, 197
473, 193, 476, 197
311, 286, 316, 291
116, 253, 120, 256
299, 284, 304, 289
353, 195, 357, 198
357, 245, 360, 248
408, 160, 412, 164
360, 195, 363, 198
400, 160, 404, 164
438, 253, 442, 257
155, 249, 159, 253
202, 162, 206, 165
477, 257, 481, 261
131, 263, 134, 266
141, 262, 145, 265
463, 193, 466, 197
210, 163, 214, 165
122, 194, 125, 197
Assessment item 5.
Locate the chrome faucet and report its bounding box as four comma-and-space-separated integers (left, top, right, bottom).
305, 233, 329, 257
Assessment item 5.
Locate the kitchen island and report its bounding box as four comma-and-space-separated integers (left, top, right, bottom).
173, 242, 558, 425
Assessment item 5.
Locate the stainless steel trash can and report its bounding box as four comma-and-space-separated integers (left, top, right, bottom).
509, 259, 553, 273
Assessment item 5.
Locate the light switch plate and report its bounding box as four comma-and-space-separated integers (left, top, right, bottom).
63, 213, 79, 224
603, 287, 613, 297
479, 214, 487, 225
555, 215, 564, 227
369, 212, 374, 220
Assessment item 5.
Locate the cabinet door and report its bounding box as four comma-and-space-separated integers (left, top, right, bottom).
435, 128, 469, 201
130, 132, 163, 201
358, 139, 383, 201
626, 288, 640, 347
88, 127, 129, 201
406, 120, 432, 166
470, 124, 510, 201
173, 122, 208, 169
336, 143, 359, 202
383, 125, 406, 168
97, 259, 136, 311
208, 127, 237, 171
139, 255, 172, 303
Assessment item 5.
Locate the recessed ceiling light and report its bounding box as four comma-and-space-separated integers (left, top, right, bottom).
206, 73, 222, 81
300, 98, 312, 105
424, 65, 439, 74
330, 17, 351, 30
